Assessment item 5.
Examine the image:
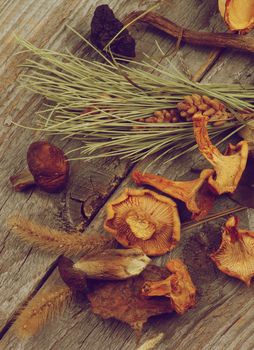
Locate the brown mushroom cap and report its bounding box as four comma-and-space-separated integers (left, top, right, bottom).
27, 141, 69, 193
104, 188, 180, 256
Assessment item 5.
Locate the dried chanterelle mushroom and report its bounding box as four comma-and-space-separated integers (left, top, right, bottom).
58, 248, 151, 291
104, 188, 180, 256
87, 259, 196, 334
132, 169, 216, 220
218, 0, 254, 33
10, 141, 69, 192
193, 113, 248, 195
142, 259, 196, 314
210, 216, 254, 286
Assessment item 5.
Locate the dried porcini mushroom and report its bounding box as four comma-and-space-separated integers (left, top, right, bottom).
218, 0, 254, 33
210, 216, 254, 286
132, 169, 216, 221
10, 141, 69, 193
142, 259, 196, 314
90, 5, 136, 59
104, 188, 180, 256
87, 265, 173, 334
58, 249, 151, 287
193, 114, 248, 195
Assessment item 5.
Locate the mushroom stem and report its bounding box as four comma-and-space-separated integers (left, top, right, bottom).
10, 169, 35, 191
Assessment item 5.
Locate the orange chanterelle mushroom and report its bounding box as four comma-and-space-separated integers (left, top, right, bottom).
104, 188, 180, 256
142, 259, 196, 314
218, 0, 254, 33
193, 113, 248, 195
132, 169, 215, 220
210, 216, 254, 286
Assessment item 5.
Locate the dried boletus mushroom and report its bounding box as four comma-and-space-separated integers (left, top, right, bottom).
87, 264, 173, 334
58, 248, 151, 288
142, 259, 196, 314
218, 0, 254, 33
193, 114, 248, 195
132, 169, 215, 221
210, 216, 254, 286
10, 141, 69, 193
104, 188, 180, 256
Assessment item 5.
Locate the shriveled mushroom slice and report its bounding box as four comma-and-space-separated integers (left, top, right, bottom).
87, 265, 173, 334
104, 188, 180, 256
193, 113, 248, 195
132, 169, 215, 220
142, 259, 196, 314
218, 0, 254, 33
210, 216, 254, 286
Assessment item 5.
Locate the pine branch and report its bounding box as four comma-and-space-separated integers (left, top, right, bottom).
8, 216, 114, 257
13, 286, 72, 338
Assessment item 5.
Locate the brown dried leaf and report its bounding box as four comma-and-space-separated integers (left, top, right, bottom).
132, 169, 216, 221
104, 188, 180, 256
210, 216, 254, 286
193, 113, 248, 194
142, 259, 196, 314
87, 265, 173, 334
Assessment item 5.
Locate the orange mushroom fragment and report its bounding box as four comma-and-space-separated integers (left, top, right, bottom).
218, 0, 254, 33
193, 113, 248, 195
132, 169, 215, 221
104, 188, 180, 256
210, 216, 254, 286
142, 259, 196, 314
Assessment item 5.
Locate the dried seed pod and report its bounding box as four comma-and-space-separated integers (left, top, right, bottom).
87, 265, 173, 334
210, 216, 254, 286
104, 188, 180, 256
132, 169, 216, 221
142, 259, 196, 314
137, 109, 181, 125
193, 114, 248, 194
218, 0, 254, 33
58, 248, 151, 288
10, 141, 69, 193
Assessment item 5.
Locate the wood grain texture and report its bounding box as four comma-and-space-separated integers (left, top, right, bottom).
0, 0, 253, 349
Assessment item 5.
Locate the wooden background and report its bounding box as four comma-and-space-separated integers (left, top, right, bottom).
0, 0, 253, 349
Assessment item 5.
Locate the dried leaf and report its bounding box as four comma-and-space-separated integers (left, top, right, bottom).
132, 170, 216, 221
210, 216, 254, 286
104, 188, 180, 256
87, 265, 173, 334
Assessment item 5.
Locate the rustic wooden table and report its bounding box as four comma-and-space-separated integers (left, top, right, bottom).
0, 1, 253, 349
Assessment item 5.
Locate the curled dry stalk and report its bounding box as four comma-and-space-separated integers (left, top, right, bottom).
8, 216, 114, 257
15, 30, 254, 164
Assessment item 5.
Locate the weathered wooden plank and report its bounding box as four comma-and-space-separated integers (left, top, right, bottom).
0, 0, 253, 349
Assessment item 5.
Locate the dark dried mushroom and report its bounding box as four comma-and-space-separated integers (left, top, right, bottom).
90, 4, 136, 59
10, 141, 69, 193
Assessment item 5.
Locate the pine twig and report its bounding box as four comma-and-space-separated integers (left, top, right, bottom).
13, 286, 72, 338
8, 216, 114, 257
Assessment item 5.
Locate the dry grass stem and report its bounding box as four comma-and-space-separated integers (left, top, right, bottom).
8, 216, 114, 257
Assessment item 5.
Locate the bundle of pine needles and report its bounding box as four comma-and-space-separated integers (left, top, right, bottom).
16, 32, 254, 164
